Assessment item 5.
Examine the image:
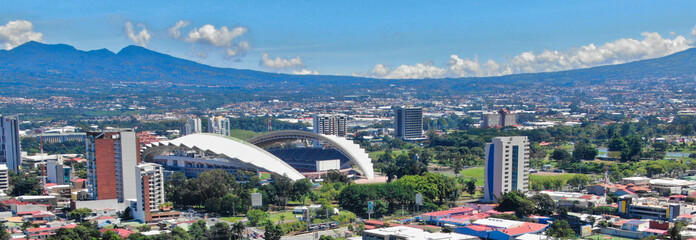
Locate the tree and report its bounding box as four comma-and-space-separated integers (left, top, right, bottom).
10, 171, 41, 196
68, 208, 92, 222
137, 224, 151, 232
210, 222, 231, 240
246, 209, 268, 227
231, 222, 245, 240
291, 178, 313, 203
530, 194, 555, 216
465, 178, 477, 195
0, 223, 9, 240
547, 220, 576, 239
188, 220, 208, 239
263, 222, 283, 240
120, 207, 133, 221
567, 175, 591, 190
607, 137, 626, 151
171, 226, 191, 240
621, 135, 643, 162
494, 191, 535, 218
668, 221, 686, 240
101, 230, 122, 240
551, 149, 571, 161
572, 141, 598, 161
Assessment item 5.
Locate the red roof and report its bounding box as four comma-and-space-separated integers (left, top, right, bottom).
74, 178, 87, 183
466, 225, 494, 231
677, 214, 695, 218
364, 220, 385, 226
101, 228, 134, 238
422, 207, 474, 217
498, 222, 547, 236
643, 229, 667, 235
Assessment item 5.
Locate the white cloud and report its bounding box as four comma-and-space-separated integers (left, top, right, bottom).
292, 69, 319, 75
0, 20, 43, 50
692, 25, 696, 37
168, 20, 190, 39
383, 62, 447, 79
124, 22, 151, 47
260, 52, 304, 69
185, 24, 249, 56
370, 64, 390, 76
366, 31, 692, 79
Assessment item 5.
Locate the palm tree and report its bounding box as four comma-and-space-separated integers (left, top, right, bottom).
232, 221, 245, 240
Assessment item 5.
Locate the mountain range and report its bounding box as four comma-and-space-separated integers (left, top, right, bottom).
1, 41, 696, 98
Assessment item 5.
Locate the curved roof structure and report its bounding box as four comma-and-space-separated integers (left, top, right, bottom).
142, 133, 305, 180
248, 130, 375, 179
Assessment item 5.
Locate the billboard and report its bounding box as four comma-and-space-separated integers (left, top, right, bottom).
251, 193, 263, 207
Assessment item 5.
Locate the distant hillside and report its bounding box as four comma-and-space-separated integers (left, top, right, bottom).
1, 41, 695, 97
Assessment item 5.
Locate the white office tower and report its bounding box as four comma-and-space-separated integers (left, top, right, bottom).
0, 164, 8, 193
393, 106, 425, 141
132, 163, 166, 223
0, 116, 21, 172
313, 114, 347, 137
183, 118, 202, 136
47, 160, 72, 185
208, 116, 230, 136
483, 136, 530, 202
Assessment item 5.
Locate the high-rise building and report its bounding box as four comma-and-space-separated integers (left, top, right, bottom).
131, 163, 173, 223
393, 106, 425, 141
483, 136, 530, 202
46, 160, 71, 185
482, 109, 517, 128
0, 164, 8, 193
313, 114, 347, 137
182, 118, 202, 136
208, 116, 230, 136
86, 129, 140, 202
0, 116, 21, 172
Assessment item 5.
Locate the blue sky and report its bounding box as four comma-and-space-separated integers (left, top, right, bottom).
1, 1, 696, 78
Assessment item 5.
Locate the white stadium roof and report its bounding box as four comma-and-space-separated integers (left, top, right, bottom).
145, 133, 305, 180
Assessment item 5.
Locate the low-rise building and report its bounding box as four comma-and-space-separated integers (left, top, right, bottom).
363, 226, 478, 240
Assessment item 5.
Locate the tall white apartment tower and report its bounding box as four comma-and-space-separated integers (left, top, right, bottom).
313, 114, 347, 137
183, 118, 202, 136
0, 164, 8, 193
132, 163, 166, 223
393, 106, 425, 141
483, 136, 530, 202
0, 116, 21, 172
208, 116, 230, 136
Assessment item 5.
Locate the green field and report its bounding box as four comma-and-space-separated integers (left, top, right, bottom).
584, 234, 635, 240
529, 173, 585, 183
228, 129, 260, 140
269, 211, 298, 223
368, 150, 407, 160
459, 167, 485, 185
460, 167, 593, 187
220, 216, 244, 222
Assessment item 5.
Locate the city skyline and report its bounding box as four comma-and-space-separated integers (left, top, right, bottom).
1, 1, 696, 78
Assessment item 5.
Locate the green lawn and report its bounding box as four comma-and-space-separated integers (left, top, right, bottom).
368, 150, 407, 160
228, 129, 260, 140
529, 173, 584, 183
584, 234, 635, 240
220, 216, 244, 222
269, 211, 299, 223
459, 167, 485, 185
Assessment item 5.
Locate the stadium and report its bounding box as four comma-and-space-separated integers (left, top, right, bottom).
141, 131, 374, 180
